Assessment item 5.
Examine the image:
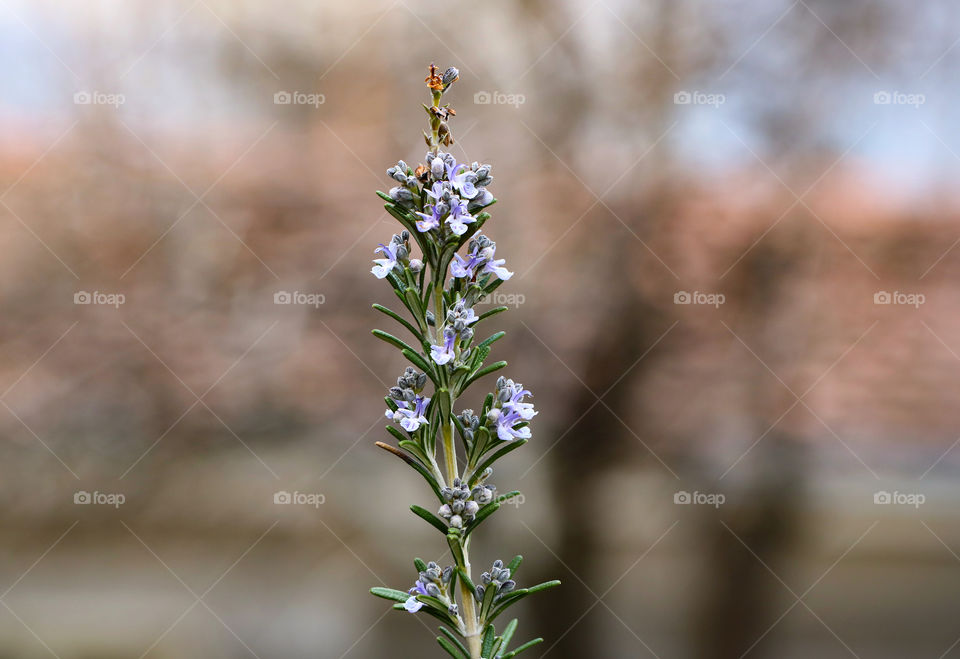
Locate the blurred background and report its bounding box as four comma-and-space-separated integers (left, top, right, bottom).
1, 0, 960, 657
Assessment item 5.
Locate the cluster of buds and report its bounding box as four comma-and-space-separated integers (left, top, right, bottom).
389, 366, 427, 400
385, 367, 430, 433
431, 299, 480, 366
386, 160, 418, 209
405, 561, 457, 614
458, 409, 481, 443
475, 560, 516, 602
437, 477, 496, 529
371, 231, 422, 279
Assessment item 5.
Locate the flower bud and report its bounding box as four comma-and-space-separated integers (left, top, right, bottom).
442, 67, 459, 86
449, 514, 462, 528
408, 259, 424, 273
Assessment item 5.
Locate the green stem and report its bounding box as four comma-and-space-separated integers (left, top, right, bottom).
458, 544, 482, 659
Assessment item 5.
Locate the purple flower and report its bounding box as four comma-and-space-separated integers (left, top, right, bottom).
404, 579, 429, 612
492, 379, 537, 441
445, 196, 475, 236
414, 205, 442, 232
451, 235, 513, 281
386, 395, 431, 433
426, 180, 447, 202
445, 158, 478, 200
430, 328, 457, 365
371, 242, 400, 279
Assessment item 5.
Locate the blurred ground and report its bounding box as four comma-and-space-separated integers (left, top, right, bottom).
2, 0, 960, 657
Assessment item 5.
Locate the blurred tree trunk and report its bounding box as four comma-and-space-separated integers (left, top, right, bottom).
528, 200, 670, 657
693, 236, 810, 658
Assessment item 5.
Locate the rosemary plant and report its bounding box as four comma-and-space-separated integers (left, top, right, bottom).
368, 65, 560, 659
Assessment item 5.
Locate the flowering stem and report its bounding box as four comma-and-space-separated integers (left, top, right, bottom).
370, 64, 559, 658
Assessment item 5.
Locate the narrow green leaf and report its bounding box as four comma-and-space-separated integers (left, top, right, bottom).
500, 618, 519, 650
393, 602, 456, 626
370, 587, 410, 603
447, 531, 465, 565
438, 626, 469, 658
477, 306, 508, 323
376, 441, 443, 501
526, 579, 562, 595
373, 304, 423, 338
488, 581, 562, 623
480, 582, 498, 624
411, 504, 449, 534
403, 287, 424, 316
503, 638, 543, 658
436, 387, 452, 421
460, 360, 507, 393
481, 624, 496, 658
384, 424, 407, 444
398, 440, 429, 464
477, 331, 505, 350
506, 556, 523, 576
373, 329, 417, 354
464, 502, 499, 537
414, 557, 428, 572
456, 567, 476, 595
438, 636, 469, 659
